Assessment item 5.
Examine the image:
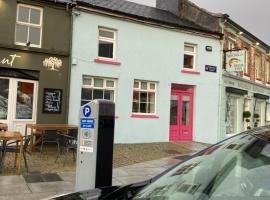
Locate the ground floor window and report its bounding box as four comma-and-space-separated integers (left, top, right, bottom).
132, 80, 157, 114
226, 94, 240, 134
81, 76, 116, 106
254, 99, 266, 127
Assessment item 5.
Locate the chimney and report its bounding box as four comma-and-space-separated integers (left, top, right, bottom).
156, 0, 221, 32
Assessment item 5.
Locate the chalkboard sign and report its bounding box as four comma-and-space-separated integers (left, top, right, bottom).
42, 88, 62, 114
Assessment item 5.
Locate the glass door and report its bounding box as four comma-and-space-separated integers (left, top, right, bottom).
0, 78, 9, 123
169, 94, 180, 141
0, 77, 38, 133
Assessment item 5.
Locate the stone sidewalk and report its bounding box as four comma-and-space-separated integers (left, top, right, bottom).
0, 156, 184, 200
0, 141, 208, 199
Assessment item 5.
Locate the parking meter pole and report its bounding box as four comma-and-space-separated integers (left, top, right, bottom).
75, 100, 115, 192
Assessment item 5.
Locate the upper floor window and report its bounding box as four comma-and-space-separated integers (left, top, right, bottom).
227, 37, 236, 50
255, 55, 262, 80
183, 44, 196, 69
266, 60, 270, 83
98, 27, 116, 60
81, 76, 116, 106
15, 4, 43, 48
132, 80, 157, 114
244, 49, 249, 75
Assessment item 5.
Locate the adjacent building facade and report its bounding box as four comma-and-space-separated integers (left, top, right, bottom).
0, 0, 72, 134
68, 0, 223, 144
220, 16, 270, 140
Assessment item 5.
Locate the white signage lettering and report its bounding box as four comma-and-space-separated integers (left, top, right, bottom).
0, 54, 21, 67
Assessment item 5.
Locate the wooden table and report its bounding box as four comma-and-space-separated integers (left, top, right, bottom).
0, 123, 7, 131
0, 131, 23, 174
25, 124, 78, 155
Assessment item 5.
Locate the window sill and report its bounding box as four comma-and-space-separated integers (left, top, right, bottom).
181, 69, 200, 75
131, 114, 159, 119
94, 58, 121, 65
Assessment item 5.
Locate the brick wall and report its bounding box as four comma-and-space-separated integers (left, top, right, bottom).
224, 31, 270, 85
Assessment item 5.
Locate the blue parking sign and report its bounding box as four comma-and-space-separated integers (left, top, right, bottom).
83, 105, 91, 117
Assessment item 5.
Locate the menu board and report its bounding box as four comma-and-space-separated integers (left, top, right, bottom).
42, 88, 62, 114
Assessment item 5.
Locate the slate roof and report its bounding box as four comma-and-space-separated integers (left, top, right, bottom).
77, 0, 222, 36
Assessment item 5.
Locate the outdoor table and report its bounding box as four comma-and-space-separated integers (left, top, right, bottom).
0, 123, 7, 131
25, 124, 78, 155
0, 131, 23, 175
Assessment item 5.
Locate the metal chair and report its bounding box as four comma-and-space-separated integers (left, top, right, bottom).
55, 129, 77, 166
0, 135, 32, 173
40, 130, 60, 155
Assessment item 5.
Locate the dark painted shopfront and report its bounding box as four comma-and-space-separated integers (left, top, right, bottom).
0, 0, 72, 133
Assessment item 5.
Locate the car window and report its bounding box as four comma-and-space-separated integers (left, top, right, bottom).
133, 133, 270, 200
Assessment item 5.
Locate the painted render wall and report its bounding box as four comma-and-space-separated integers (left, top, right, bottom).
68, 11, 222, 144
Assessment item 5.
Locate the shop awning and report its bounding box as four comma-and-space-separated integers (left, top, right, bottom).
225, 87, 248, 95
0, 68, 39, 80
254, 93, 269, 100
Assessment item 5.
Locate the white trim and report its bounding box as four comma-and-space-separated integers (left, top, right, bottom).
132, 80, 157, 115
98, 27, 117, 60
15, 4, 43, 48
183, 43, 197, 70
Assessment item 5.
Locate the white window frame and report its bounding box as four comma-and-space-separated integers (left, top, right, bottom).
132, 80, 157, 115
228, 37, 236, 50
81, 76, 117, 104
183, 43, 197, 70
244, 49, 249, 75
98, 27, 117, 60
266, 60, 270, 83
15, 4, 43, 48
255, 55, 261, 80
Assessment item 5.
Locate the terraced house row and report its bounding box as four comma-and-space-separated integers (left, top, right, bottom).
0, 0, 269, 144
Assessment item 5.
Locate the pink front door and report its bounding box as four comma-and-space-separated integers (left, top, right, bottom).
169, 90, 193, 141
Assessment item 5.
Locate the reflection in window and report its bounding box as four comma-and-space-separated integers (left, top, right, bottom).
182, 96, 190, 125
170, 95, 178, 125
0, 79, 9, 120
16, 82, 34, 119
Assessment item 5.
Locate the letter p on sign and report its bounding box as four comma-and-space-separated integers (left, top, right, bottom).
83, 105, 91, 117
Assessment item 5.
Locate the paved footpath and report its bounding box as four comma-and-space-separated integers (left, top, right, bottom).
0, 156, 184, 200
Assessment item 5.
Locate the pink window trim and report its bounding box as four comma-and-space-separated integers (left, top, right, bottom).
181, 69, 200, 75
131, 114, 159, 119
94, 58, 121, 65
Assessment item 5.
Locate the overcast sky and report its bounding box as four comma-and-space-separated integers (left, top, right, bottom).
190, 0, 270, 45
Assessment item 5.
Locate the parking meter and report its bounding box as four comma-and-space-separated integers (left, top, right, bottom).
75, 99, 115, 192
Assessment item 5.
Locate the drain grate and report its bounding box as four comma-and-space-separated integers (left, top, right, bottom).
24, 172, 63, 183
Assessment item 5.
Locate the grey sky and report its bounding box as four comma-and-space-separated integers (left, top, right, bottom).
190, 0, 270, 45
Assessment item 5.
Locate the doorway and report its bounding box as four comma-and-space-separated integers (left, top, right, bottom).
169, 87, 194, 141
0, 77, 38, 134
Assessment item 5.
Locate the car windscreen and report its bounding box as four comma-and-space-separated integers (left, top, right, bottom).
133, 133, 270, 200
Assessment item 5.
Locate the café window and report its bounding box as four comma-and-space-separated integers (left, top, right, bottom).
183, 44, 196, 69
81, 76, 116, 106
132, 80, 157, 114
255, 55, 262, 80
98, 27, 116, 60
15, 4, 43, 48
266, 103, 270, 121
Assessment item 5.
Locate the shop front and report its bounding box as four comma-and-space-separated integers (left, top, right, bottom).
0, 48, 69, 134
221, 73, 270, 139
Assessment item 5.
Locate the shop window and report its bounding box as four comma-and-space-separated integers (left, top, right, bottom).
15, 4, 43, 48
266, 103, 270, 121
183, 44, 196, 69
255, 55, 262, 80
132, 80, 157, 114
98, 27, 116, 60
81, 76, 116, 106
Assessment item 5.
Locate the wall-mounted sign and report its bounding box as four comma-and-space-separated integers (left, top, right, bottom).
205, 65, 217, 73
0, 54, 21, 67
225, 50, 246, 72
42, 88, 62, 114
43, 57, 62, 71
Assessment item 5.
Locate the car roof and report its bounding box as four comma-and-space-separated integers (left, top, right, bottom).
247, 126, 270, 143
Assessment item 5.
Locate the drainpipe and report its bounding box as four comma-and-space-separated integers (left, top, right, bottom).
217, 18, 227, 141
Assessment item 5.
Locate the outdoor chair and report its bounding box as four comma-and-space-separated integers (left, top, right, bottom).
55, 129, 77, 166
0, 135, 32, 173
39, 130, 60, 155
